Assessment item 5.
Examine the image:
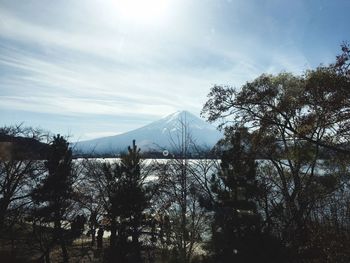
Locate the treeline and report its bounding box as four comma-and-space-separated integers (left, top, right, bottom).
0, 44, 350, 263
73, 149, 219, 160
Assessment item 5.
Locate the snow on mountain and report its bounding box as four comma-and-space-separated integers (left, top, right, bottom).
73, 111, 222, 154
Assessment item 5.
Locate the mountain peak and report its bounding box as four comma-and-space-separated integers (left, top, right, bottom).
74, 110, 222, 154
161, 110, 200, 123
164, 110, 194, 117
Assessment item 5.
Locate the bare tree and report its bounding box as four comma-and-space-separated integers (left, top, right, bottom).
152, 115, 217, 262
0, 125, 48, 230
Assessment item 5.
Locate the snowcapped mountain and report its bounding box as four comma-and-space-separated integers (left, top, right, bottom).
73, 111, 222, 155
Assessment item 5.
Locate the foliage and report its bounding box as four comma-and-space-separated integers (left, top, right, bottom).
31, 134, 75, 263
201, 45, 350, 261
207, 128, 284, 262
87, 140, 150, 262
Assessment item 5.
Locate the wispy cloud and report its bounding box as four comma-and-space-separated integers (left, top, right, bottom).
0, 0, 347, 139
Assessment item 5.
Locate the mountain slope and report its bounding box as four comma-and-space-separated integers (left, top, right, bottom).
73, 111, 222, 154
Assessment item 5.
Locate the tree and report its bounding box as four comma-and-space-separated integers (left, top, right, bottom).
75, 160, 104, 247
201, 60, 350, 260
153, 116, 213, 263
31, 134, 75, 263
202, 68, 350, 156
86, 140, 150, 262
333, 42, 350, 78
207, 128, 274, 262
0, 125, 49, 263
0, 125, 47, 230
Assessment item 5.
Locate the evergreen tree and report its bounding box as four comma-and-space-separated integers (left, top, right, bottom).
105, 140, 149, 262
32, 135, 74, 263
209, 128, 262, 262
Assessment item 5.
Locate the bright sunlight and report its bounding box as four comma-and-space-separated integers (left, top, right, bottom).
112, 0, 174, 26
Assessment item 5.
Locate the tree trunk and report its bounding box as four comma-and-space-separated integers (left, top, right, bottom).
44, 251, 51, 263
54, 219, 69, 263
0, 198, 10, 228
110, 219, 117, 247
60, 238, 69, 263
91, 228, 96, 246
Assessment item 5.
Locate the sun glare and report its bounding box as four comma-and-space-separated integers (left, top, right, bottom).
112, 0, 173, 26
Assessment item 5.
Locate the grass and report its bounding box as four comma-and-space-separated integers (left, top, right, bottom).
0, 222, 106, 263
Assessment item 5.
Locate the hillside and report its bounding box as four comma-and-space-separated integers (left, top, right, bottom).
73, 111, 222, 155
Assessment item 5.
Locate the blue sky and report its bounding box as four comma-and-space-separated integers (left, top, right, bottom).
0, 0, 349, 141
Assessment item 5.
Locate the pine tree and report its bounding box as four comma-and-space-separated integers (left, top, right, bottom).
32, 135, 74, 263
209, 129, 261, 262
105, 140, 149, 262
